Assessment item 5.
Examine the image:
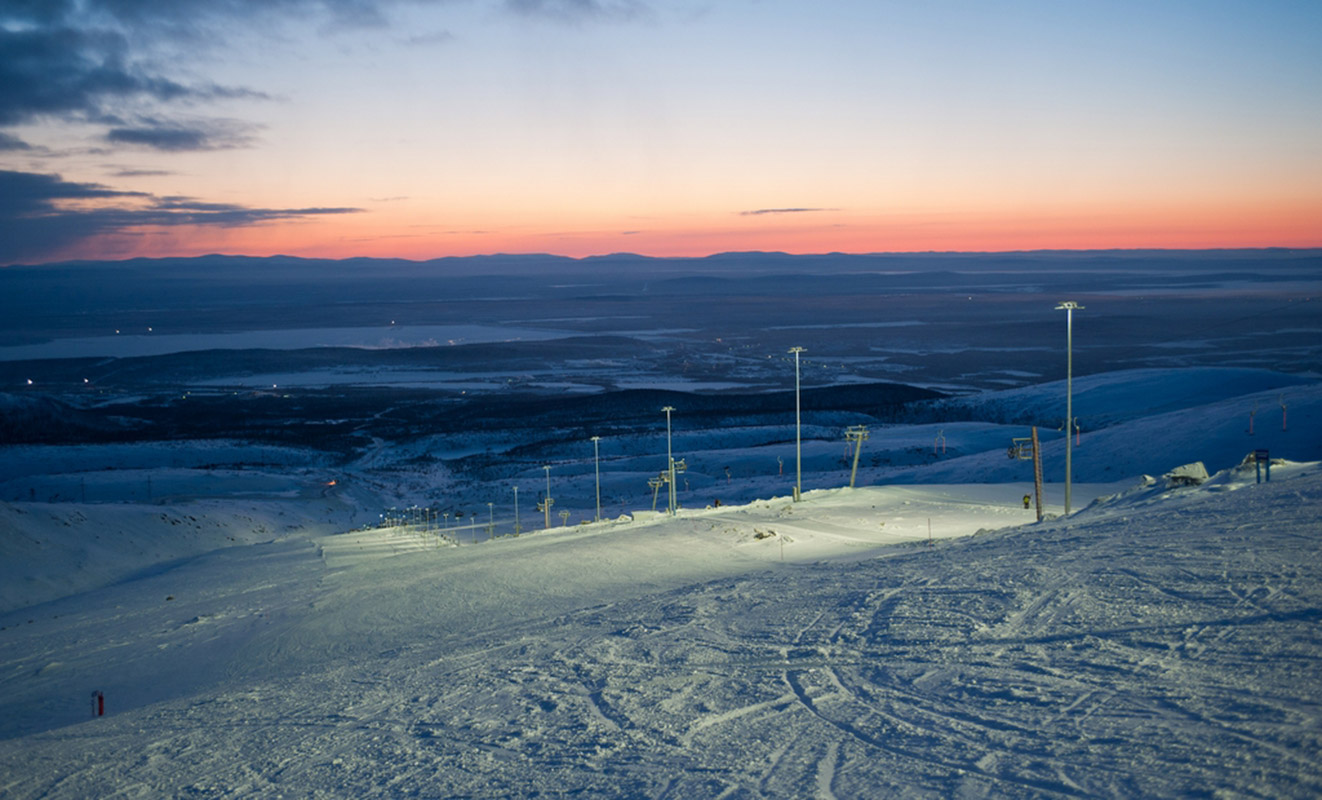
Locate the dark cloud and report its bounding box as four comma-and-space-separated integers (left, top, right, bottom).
1, 0, 78, 27
0, 169, 361, 265
0, 170, 146, 211
110, 168, 175, 177
2, 0, 632, 154
141, 196, 362, 226
0, 25, 200, 126
2, 1, 405, 42
87, 0, 399, 34
504, 0, 651, 23
403, 30, 457, 46
0, 131, 33, 150
106, 119, 259, 151
0, 1, 412, 148
739, 207, 832, 216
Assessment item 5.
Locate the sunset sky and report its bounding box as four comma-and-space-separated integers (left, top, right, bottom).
3, 0, 1321, 265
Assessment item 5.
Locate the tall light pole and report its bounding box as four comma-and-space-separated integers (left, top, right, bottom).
661, 406, 676, 515
1055, 301, 1083, 515
542, 464, 553, 529
513, 485, 520, 535
789, 346, 805, 502
590, 435, 602, 522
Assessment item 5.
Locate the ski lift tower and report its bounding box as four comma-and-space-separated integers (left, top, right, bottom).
1009, 427, 1045, 522
648, 475, 665, 512
845, 425, 869, 488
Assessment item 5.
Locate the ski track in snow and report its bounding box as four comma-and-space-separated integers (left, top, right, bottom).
1, 459, 1321, 798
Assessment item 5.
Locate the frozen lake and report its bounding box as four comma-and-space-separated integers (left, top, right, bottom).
0, 324, 568, 361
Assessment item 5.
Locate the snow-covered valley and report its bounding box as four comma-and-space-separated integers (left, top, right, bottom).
3, 251, 1321, 797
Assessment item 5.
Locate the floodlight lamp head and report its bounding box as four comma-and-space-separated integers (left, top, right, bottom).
1055, 301, 1084, 311
788, 346, 805, 354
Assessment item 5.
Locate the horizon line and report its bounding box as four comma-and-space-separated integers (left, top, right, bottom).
7, 245, 1321, 269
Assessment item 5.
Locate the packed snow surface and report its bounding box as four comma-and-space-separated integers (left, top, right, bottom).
3, 460, 1322, 798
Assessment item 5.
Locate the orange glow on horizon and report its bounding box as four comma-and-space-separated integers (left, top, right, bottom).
53, 200, 1322, 264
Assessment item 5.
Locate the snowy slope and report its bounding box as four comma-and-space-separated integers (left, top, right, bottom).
0, 494, 359, 615
872, 369, 1322, 486
927, 366, 1314, 428
2, 364, 1321, 798
2, 460, 1321, 798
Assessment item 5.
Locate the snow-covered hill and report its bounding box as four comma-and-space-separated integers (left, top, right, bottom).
0, 496, 358, 615
2, 364, 1321, 798
2, 456, 1320, 797
874, 369, 1322, 486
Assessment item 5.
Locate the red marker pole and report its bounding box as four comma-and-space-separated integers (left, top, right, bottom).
91, 690, 104, 717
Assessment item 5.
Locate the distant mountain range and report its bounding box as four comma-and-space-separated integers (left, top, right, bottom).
8, 247, 1322, 278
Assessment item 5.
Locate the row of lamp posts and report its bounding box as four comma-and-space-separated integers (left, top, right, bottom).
500, 307, 1085, 534
532, 346, 809, 526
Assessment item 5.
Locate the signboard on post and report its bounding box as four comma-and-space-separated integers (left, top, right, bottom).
1254, 449, 1271, 483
